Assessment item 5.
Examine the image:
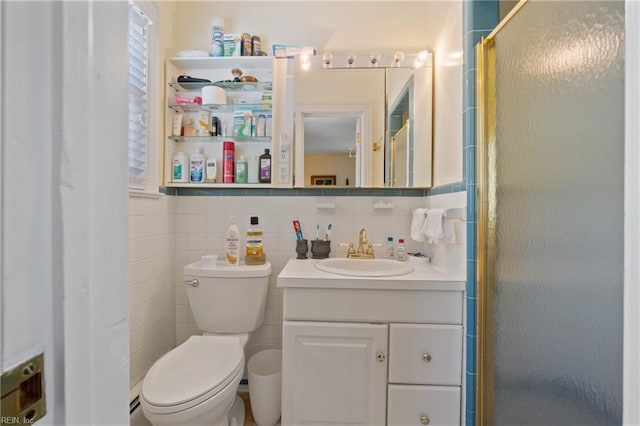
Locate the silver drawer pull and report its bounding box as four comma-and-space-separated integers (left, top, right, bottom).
422, 353, 432, 362
421, 415, 430, 424
376, 353, 386, 362
184, 279, 199, 287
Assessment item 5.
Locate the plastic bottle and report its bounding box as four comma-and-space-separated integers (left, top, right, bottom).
225, 220, 240, 265
210, 17, 224, 57
396, 238, 407, 261
235, 155, 248, 183
172, 152, 188, 182
223, 141, 235, 183
205, 156, 217, 183
245, 216, 266, 265
259, 148, 272, 183
189, 150, 205, 183
386, 236, 395, 259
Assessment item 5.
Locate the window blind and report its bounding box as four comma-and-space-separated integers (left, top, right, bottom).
128, 2, 151, 190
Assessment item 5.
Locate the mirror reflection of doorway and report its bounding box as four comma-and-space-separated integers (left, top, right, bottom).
391, 120, 410, 187
294, 105, 371, 187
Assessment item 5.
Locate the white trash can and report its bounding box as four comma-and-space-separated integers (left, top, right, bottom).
248, 349, 282, 426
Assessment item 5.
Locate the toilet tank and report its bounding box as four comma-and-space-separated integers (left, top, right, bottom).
183, 260, 271, 333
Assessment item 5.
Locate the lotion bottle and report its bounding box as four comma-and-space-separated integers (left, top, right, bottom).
225, 219, 240, 265
172, 152, 188, 182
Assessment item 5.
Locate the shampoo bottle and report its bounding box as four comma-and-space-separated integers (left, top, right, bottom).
225, 220, 240, 265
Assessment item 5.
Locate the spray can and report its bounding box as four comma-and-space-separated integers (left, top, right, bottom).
223, 141, 235, 183
210, 17, 224, 57
241, 33, 252, 56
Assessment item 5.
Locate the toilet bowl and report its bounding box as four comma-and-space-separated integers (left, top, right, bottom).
141, 336, 245, 426
140, 260, 272, 426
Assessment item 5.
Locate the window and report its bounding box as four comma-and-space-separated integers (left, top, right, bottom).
128, 0, 158, 194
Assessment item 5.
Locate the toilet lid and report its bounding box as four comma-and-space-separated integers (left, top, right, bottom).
142, 336, 243, 409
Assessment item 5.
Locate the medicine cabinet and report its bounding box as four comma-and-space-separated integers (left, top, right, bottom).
163, 56, 293, 188
293, 52, 433, 188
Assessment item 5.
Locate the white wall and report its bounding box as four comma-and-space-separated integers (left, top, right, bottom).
128, 196, 176, 391
173, 195, 427, 365
2, 1, 129, 425
433, 0, 464, 185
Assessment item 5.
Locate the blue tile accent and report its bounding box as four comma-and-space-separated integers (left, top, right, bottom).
426, 181, 465, 196
171, 187, 426, 197
463, 2, 499, 424
463, 69, 476, 112
466, 259, 477, 298
469, 0, 499, 31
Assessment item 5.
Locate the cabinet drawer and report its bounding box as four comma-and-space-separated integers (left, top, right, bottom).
387, 384, 460, 426
389, 324, 462, 385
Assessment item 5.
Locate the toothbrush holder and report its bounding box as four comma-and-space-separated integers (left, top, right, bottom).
295, 239, 309, 259
311, 240, 331, 259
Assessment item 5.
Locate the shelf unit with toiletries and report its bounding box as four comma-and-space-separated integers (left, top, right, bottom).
163, 56, 294, 187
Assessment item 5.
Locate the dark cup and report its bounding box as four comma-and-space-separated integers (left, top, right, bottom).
311, 240, 331, 259
296, 239, 309, 259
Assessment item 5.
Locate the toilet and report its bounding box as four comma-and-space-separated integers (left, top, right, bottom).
140, 260, 272, 426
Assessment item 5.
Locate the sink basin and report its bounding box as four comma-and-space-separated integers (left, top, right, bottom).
314, 258, 414, 277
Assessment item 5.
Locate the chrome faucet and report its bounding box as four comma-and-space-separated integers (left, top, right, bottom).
347, 228, 375, 259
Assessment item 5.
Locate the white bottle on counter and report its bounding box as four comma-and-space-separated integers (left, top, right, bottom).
396, 238, 407, 261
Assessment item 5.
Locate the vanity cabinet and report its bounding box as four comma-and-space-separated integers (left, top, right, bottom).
283, 322, 388, 425
278, 259, 466, 426
163, 56, 293, 187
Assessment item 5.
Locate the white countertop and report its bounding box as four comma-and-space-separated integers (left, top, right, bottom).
277, 258, 465, 291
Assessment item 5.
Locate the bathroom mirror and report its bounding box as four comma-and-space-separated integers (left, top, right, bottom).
293, 52, 433, 188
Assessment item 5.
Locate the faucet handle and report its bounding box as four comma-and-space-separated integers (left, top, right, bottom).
339, 242, 356, 255
366, 242, 374, 255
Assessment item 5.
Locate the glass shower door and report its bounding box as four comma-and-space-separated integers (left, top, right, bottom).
476, 1, 625, 424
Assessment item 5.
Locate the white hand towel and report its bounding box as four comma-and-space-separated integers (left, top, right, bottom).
442, 217, 456, 244
422, 208, 444, 244
410, 208, 427, 242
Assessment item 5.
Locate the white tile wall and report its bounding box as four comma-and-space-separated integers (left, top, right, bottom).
423, 191, 467, 273
127, 192, 466, 391
128, 195, 176, 389
172, 195, 429, 362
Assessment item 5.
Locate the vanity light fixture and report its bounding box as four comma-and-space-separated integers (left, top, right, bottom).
369, 52, 381, 67
391, 51, 405, 67
300, 53, 311, 71
413, 50, 429, 68
346, 53, 356, 68
322, 52, 332, 68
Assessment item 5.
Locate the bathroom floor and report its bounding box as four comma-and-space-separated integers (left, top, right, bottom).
239, 392, 256, 426
131, 392, 257, 426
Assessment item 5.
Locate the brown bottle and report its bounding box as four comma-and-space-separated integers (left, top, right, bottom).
259, 148, 271, 183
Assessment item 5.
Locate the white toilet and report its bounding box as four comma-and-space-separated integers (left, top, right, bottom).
140, 260, 272, 426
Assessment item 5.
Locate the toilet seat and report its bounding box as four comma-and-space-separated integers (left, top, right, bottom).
141, 335, 244, 415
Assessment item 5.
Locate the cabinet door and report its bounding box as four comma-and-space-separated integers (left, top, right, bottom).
387, 384, 460, 426
282, 321, 388, 426
389, 324, 462, 385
